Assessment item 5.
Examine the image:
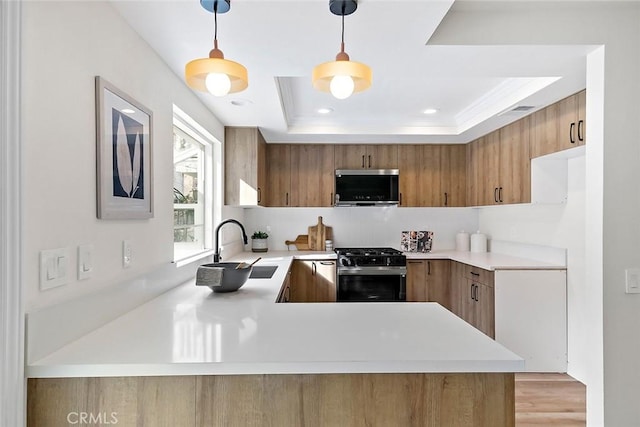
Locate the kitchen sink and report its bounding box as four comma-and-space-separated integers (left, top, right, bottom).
249, 266, 278, 279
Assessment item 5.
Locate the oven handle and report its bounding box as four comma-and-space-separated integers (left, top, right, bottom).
337, 267, 407, 276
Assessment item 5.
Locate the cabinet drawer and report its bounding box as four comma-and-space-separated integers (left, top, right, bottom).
463, 265, 494, 286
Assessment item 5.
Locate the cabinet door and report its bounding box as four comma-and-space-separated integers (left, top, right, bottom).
314, 261, 337, 302
577, 90, 586, 146
367, 145, 398, 169
530, 103, 560, 158
266, 144, 291, 207
398, 145, 420, 207
290, 260, 313, 302
290, 145, 335, 207
417, 145, 443, 207
426, 260, 451, 310
334, 145, 366, 169
406, 260, 427, 302
224, 127, 266, 206
499, 117, 531, 204
450, 262, 466, 317
558, 93, 580, 149
479, 131, 501, 206
466, 139, 482, 207
475, 282, 495, 338
440, 145, 467, 207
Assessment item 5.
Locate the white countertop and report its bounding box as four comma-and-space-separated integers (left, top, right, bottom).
404, 250, 566, 270
27, 254, 524, 378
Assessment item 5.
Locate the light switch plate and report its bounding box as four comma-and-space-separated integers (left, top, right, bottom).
78, 244, 94, 280
625, 268, 640, 294
40, 248, 70, 290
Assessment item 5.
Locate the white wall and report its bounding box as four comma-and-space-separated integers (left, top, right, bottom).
22, 1, 225, 311
431, 2, 640, 425
480, 156, 586, 381
244, 207, 478, 251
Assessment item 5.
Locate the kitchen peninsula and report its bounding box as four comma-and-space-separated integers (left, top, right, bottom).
27, 253, 524, 426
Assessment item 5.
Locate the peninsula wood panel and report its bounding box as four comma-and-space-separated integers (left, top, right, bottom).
290, 144, 335, 207
28, 376, 196, 427
265, 144, 291, 206
196, 373, 515, 427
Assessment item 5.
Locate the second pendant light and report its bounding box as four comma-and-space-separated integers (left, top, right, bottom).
312, 0, 372, 99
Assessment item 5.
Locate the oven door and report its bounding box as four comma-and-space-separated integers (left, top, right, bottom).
337, 267, 406, 302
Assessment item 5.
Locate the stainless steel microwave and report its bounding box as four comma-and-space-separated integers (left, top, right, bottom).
334, 169, 400, 207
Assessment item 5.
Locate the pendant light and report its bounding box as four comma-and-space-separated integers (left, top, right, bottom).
312, 0, 372, 99
185, 0, 248, 96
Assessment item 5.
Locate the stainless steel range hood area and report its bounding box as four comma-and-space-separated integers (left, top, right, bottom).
334, 169, 400, 207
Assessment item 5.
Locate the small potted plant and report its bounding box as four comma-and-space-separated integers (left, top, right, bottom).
251, 231, 269, 253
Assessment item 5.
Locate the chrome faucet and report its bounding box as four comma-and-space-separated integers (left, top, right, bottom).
214, 219, 248, 263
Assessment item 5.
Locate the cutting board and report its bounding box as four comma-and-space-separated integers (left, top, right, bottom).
308, 216, 332, 251
285, 235, 310, 250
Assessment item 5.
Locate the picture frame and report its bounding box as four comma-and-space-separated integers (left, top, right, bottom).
400, 230, 433, 253
95, 76, 153, 219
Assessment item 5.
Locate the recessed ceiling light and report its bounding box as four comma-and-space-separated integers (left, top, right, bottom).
317, 108, 334, 114
230, 99, 253, 107
423, 108, 438, 115
121, 108, 135, 114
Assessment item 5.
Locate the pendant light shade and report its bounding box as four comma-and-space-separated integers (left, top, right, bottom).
312, 0, 371, 99
185, 0, 248, 96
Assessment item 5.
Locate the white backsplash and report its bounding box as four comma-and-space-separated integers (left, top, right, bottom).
244, 207, 479, 251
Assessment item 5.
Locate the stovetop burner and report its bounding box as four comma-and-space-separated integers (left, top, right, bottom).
335, 247, 406, 267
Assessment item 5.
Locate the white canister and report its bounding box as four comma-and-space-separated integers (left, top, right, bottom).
470, 231, 487, 253
455, 230, 470, 252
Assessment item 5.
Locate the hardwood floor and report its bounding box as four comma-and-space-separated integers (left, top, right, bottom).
515, 373, 586, 426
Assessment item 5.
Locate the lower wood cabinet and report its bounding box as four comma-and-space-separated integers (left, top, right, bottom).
290, 260, 336, 302
406, 259, 451, 310
276, 267, 292, 303
451, 262, 495, 338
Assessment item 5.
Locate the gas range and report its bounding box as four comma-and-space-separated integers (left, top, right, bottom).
335, 247, 406, 268
334, 247, 407, 302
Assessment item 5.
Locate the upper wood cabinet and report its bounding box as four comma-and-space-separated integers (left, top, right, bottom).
398, 145, 466, 207
290, 144, 335, 207
531, 90, 586, 158
334, 145, 398, 169
468, 119, 531, 206
225, 127, 267, 206
266, 144, 291, 207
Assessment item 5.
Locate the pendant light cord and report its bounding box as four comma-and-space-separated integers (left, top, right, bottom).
214, 2, 218, 43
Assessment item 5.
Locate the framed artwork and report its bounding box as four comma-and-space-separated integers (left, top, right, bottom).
95, 76, 153, 219
400, 230, 433, 253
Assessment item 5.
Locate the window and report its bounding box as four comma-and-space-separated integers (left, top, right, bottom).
172, 107, 217, 262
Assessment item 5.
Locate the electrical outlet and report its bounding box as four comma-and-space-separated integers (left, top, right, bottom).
123, 240, 132, 268
78, 244, 94, 280
625, 268, 640, 294
40, 248, 69, 290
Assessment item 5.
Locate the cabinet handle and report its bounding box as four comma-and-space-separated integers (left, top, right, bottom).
578, 120, 584, 141
494, 187, 498, 203
470, 283, 475, 301
474, 284, 479, 302
444, 192, 448, 206
258, 188, 262, 203
330, 192, 334, 206
470, 271, 480, 276
570, 122, 576, 144
427, 261, 431, 275
312, 262, 317, 275
399, 193, 403, 206
362, 155, 365, 168
498, 187, 503, 203
320, 261, 334, 265
285, 192, 289, 206
408, 261, 422, 264
368, 155, 372, 168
